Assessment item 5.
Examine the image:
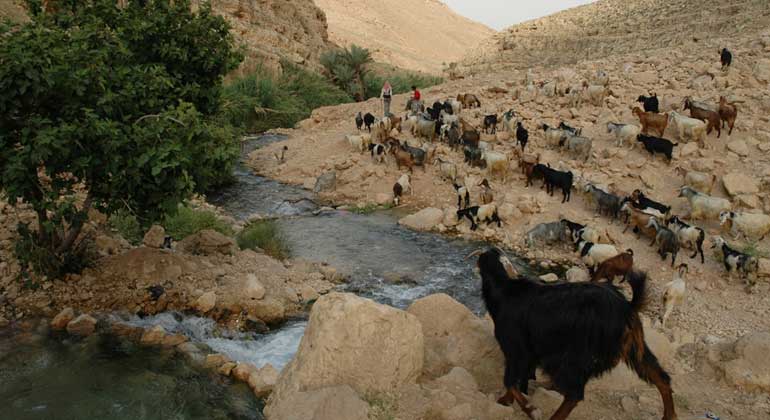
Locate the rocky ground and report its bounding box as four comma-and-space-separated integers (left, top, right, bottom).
248, 24, 770, 420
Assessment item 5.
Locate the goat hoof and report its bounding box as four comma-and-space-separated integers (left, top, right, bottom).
496, 394, 514, 406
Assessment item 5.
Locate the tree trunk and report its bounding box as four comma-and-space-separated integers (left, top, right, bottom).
54, 192, 93, 255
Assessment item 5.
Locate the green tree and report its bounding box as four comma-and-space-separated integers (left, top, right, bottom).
320, 44, 372, 101
0, 0, 242, 277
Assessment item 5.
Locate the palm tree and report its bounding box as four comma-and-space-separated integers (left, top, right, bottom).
344, 45, 372, 101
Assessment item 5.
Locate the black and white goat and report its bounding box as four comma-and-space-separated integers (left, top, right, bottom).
711, 236, 758, 285
467, 247, 676, 420
637, 95, 659, 113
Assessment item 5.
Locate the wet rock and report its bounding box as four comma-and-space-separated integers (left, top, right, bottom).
565, 267, 590, 282
233, 362, 259, 383
267, 293, 422, 415
66, 314, 97, 336
177, 342, 205, 366
244, 274, 266, 300
266, 385, 369, 420
143, 225, 166, 248
218, 362, 237, 376
398, 207, 444, 231
246, 298, 285, 324
314, 171, 337, 193
248, 364, 279, 397
140, 325, 167, 346
722, 172, 759, 196
195, 291, 217, 313
407, 293, 502, 391
722, 332, 770, 393
50, 307, 75, 330
204, 353, 231, 369
161, 334, 188, 347
177, 229, 237, 256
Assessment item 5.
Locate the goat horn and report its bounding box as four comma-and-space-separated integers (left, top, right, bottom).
465, 249, 485, 261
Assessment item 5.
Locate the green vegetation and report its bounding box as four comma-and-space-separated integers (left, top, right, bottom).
364, 393, 398, 420
220, 62, 351, 133
163, 207, 234, 241
739, 241, 769, 258
0, 0, 242, 277
109, 210, 143, 245
237, 220, 291, 260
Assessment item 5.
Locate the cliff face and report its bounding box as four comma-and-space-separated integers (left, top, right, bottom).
314, 0, 494, 74
457, 0, 770, 77
212, 0, 335, 74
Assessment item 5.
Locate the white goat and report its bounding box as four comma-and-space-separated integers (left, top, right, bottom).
678, 186, 731, 221
661, 264, 687, 328
669, 111, 707, 145
481, 150, 509, 183
577, 240, 619, 271
346, 134, 371, 153
607, 122, 641, 148
719, 211, 770, 241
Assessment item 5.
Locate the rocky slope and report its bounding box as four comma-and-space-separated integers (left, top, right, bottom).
456, 0, 770, 77
314, 0, 494, 74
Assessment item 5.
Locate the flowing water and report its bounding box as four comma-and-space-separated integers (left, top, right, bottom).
1, 134, 539, 418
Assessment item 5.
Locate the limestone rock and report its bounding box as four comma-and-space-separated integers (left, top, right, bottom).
267, 293, 422, 416
723, 332, 770, 392
195, 291, 217, 313
244, 274, 266, 300
565, 267, 590, 282
727, 139, 749, 157
50, 307, 75, 330
249, 364, 280, 397
266, 385, 369, 420
233, 363, 259, 383
204, 353, 231, 369
539, 273, 559, 282
407, 294, 503, 391
143, 225, 166, 248
177, 229, 237, 256
398, 208, 444, 231
497, 203, 521, 222
314, 171, 337, 192
246, 298, 286, 324
679, 142, 699, 157
140, 325, 167, 346
722, 173, 759, 196
66, 314, 97, 336
219, 362, 237, 376
442, 207, 461, 227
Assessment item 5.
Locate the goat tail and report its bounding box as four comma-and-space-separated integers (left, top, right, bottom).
626, 270, 648, 313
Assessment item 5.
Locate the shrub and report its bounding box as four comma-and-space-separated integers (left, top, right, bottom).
237, 220, 290, 260
109, 209, 143, 245
164, 207, 233, 241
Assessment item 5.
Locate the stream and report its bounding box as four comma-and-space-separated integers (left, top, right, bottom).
0, 134, 538, 419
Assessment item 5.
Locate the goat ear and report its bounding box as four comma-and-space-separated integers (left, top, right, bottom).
499, 255, 518, 278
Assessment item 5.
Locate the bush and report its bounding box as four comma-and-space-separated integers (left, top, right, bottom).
109, 209, 143, 245
14, 223, 98, 280
163, 207, 233, 241
237, 220, 290, 260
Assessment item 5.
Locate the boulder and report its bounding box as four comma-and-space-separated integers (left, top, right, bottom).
140, 325, 167, 346
246, 298, 286, 324
244, 274, 266, 300
267, 293, 422, 416
539, 273, 559, 282
195, 291, 217, 313
442, 207, 460, 227
407, 294, 503, 391
314, 171, 337, 193
66, 314, 97, 336
722, 173, 760, 196
50, 307, 75, 330
143, 225, 166, 248
177, 229, 237, 256
727, 139, 749, 157
565, 267, 590, 283
722, 332, 770, 392
398, 208, 444, 231
266, 385, 369, 420
249, 364, 280, 397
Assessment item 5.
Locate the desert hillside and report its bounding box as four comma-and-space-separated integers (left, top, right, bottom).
457, 0, 770, 76
314, 0, 494, 74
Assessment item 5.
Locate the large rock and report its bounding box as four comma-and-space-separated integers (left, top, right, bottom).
246, 298, 286, 324
195, 291, 217, 313
266, 293, 423, 417
722, 332, 770, 392
407, 294, 503, 391
177, 229, 237, 256
249, 364, 280, 397
66, 314, 97, 336
398, 208, 444, 231
722, 172, 760, 196
143, 225, 166, 248
727, 139, 749, 157
50, 307, 75, 330
313, 171, 337, 193
266, 385, 369, 420
243, 274, 266, 300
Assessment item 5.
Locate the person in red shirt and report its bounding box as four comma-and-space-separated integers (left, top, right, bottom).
411, 85, 421, 101
408, 85, 422, 114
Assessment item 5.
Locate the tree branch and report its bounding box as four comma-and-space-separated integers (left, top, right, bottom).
54, 191, 93, 255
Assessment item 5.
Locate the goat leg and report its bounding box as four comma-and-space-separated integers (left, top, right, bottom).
549, 399, 579, 420
498, 388, 543, 420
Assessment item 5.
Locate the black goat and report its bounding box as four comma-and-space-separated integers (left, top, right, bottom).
534, 164, 573, 203
363, 112, 375, 132
636, 95, 659, 113
355, 112, 364, 130
483, 114, 498, 134
463, 146, 485, 168
558, 122, 581, 136
636, 134, 677, 163
428, 101, 442, 120
468, 247, 677, 420
631, 190, 671, 215
515, 122, 528, 152
721, 48, 732, 68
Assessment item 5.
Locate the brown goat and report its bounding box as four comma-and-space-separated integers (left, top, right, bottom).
632, 107, 668, 137
390, 146, 415, 172
621, 202, 658, 240
457, 93, 481, 108
517, 152, 540, 186
718, 96, 737, 136
684, 98, 721, 138
592, 249, 634, 283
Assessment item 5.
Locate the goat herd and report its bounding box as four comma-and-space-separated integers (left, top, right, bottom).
339, 49, 756, 420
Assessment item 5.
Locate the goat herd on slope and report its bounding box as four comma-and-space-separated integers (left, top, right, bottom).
342, 48, 746, 420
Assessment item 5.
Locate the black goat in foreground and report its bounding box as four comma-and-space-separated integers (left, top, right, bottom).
468, 247, 677, 420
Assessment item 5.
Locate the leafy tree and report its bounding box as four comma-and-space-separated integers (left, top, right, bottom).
0, 0, 242, 277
